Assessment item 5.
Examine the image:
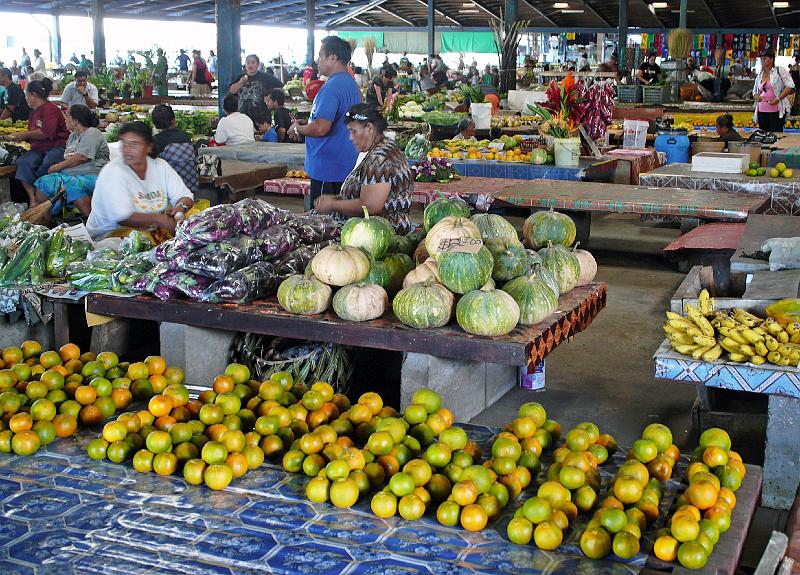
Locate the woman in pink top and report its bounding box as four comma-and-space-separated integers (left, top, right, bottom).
753, 49, 795, 133
4, 77, 69, 205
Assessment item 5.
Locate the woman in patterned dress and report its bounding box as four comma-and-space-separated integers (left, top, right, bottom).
313, 103, 413, 235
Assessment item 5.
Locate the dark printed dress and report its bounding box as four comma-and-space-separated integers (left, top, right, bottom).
338, 138, 413, 235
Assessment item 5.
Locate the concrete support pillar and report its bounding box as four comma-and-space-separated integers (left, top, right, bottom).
762, 395, 800, 510
52, 15, 62, 65
92, 0, 106, 69
597, 32, 604, 64
306, 0, 315, 67
160, 323, 237, 389
504, 0, 518, 32
428, 0, 435, 58
679, 0, 688, 29
618, 0, 628, 75
216, 0, 242, 118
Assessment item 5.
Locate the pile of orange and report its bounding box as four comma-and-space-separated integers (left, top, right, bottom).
653, 427, 742, 570
0, 340, 161, 456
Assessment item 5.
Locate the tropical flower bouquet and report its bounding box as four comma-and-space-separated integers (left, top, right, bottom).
412, 157, 460, 183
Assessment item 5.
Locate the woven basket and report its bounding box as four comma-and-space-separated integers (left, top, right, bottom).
229, 333, 353, 395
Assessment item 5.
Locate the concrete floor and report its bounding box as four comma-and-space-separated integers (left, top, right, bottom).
255, 193, 778, 570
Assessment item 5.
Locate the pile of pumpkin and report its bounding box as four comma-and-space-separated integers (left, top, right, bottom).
276, 196, 597, 338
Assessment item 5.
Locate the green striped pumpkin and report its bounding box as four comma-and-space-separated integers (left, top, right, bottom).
523, 207, 577, 249
365, 260, 392, 290
502, 272, 559, 325
277, 274, 332, 315
485, 238, 529, 282
437, 245, 493, 295
456, 287, 520, 337
393, 280, 454, 329
383, 253, 414, 293
534, 263, 561, 299
332, 283, 388, 322
471, 213, 519, 242
423, 192, 471, 232
539, 242, 580, 294
340, 207, 393, 259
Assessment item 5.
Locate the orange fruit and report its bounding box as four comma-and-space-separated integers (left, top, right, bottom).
460, 503, 488, 531
126, 362, 150, 381
2, 347, 23, 366
671, 515, 700, 542
678, 541, 708, 569
613, 475, 644, 505
213, 375, 235, 394
224, 363, 250, 385
111, 388, 132, 409
148, 395, 173, 418
11, 429, 40, 455
144, 356, 166, 376
163, 367, 185, 386
58, 343, 81, 362
9, 412, 33, 433
654, 535, 679, 561
686, 480, 718, 510
21, 341, 42, 360
533, 520, 563, 550
75, 385, 98, 406
581, 526, 612, 559
718, 487, 737, 510
204, 463, 233, 490
703, 446, 729, 468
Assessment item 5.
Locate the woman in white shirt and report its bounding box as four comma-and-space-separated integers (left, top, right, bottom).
214, 93, 255, 145
87, 121, 193, 239
752, 49, 795, 133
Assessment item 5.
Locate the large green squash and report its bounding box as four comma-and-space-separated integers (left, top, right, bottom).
471, 213, 519, 242
387, 232, 422, 257
502, 272, 559, 325
277, 274, 332, 315
523, 207, 577, 249
393, 280, 454, 329
437, 246, 493, 294
383, 253, 414, 293
365, 260, 391, 290
423, 192, 471, 232
539, 242, 580, 294
535, 264, 561, 299
485, 238, 529, 282
340, 207, 393, 259
332, 283, 388, 322
311, 245, 370, 287
456, 287, 520, 337
425, 216, 481, 260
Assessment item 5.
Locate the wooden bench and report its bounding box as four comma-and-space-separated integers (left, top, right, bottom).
663, 222, 745, 293
202, 160, 288, 204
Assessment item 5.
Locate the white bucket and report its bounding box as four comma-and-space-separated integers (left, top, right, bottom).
623, 118, 649, 149
470, 102, 492, 130
553, 137, 581, 166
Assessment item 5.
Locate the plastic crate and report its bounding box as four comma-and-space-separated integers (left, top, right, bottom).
642, 84, 671, 105
616, 85, 643, 103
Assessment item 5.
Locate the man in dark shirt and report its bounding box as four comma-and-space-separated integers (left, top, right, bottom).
229, 54, 283, 124
366, 67, 398, 106
637, 53, 661, 85
0, 67, 31, 122
149, 104, 198, 194
265, 89, 292, 142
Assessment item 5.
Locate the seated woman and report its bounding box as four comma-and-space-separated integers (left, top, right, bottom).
33, 104, 109, 218
87, 121, 193, 240
6, 78, 69, 206
453, 118, 476, 141
715, 114, 743, 147
313, 103, 413, 235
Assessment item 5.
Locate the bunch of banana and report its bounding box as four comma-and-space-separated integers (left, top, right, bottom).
286, 170, 309, 178
664, 291, 722, 362
714, 308, 800, 367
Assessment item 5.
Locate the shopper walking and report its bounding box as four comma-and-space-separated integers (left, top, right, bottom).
189, 50, 211, 96
753, 49, 795, 133
288, 36, 361, 211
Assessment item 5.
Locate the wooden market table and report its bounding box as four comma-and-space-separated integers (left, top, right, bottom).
86, 283, 607, 422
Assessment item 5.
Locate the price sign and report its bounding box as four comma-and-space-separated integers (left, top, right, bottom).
437, 237, 483, 254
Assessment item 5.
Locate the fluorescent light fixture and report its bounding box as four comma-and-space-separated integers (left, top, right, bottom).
462, 2, 476, 5
553, 2, 569, 7
561, 9, 584, 12
458, 8, 480, 12
651, 2, 669, 7
774, 1, 789, 7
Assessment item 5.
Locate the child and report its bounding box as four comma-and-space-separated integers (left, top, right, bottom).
256, 110, 278, 143
715, 114, 742, 147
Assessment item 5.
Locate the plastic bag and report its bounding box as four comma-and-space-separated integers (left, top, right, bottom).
120, 230, 155, 256
153, 283, 180, 300
761, 238, 800, 272
274, 242, 330, 279
175, 236, 259, 279
766, 298, 800, 325
176, 203, 243, 246
70, 271, 111, 291
158, 271, 215, 300
235, 198, 288, 235
287, 215, 340, 244
201, 262, 277, 303
86, 248, 121, 271
255, 224, 300, 261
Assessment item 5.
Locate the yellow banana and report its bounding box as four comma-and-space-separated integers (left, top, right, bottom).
664, 324, 683, 335
693, 345, 714, 360
733, 307, 761, 327
697, 289, 714, 316
714, 313, 737, 329
767, 351, 782, 364
786, 322, 800, 336
675, 343, 702, 355
668, 318, 695, 331
779, 344, 793, 357
765, 318, 785, 336
665, 311, 685, 321
719, 339, 741, 354
750, 355, 767, 366
722, 328, 748, 345
741, 329, 765, 344
753, 327, 770, 337
728, 353, 749, 362
669, 333, 696, 345
789, 351, 800, 366
755, 341, 769, 357
778, 356, 792, 367
685, 325, 704, 338
765, 336, 780, 352
686, 305, 715, 337
693, 335, 718, 347
778, 331, 790, 344
791, 333, 800, 344
739, 344, 757, 356
702, 345, 723, 362
711, 319, 722, 330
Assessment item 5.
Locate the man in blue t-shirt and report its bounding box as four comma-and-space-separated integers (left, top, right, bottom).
289, 36, 361, 211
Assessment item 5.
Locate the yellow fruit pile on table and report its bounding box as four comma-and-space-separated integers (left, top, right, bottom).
286, 169, 309, 178
428, 146, 532, 162
0, 119, 27, 136
653, 427, 743, 570
0, 341, 172, 456
665, 289, 800, 367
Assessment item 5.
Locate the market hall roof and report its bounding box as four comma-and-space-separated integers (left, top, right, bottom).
2, 0, 797, 30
